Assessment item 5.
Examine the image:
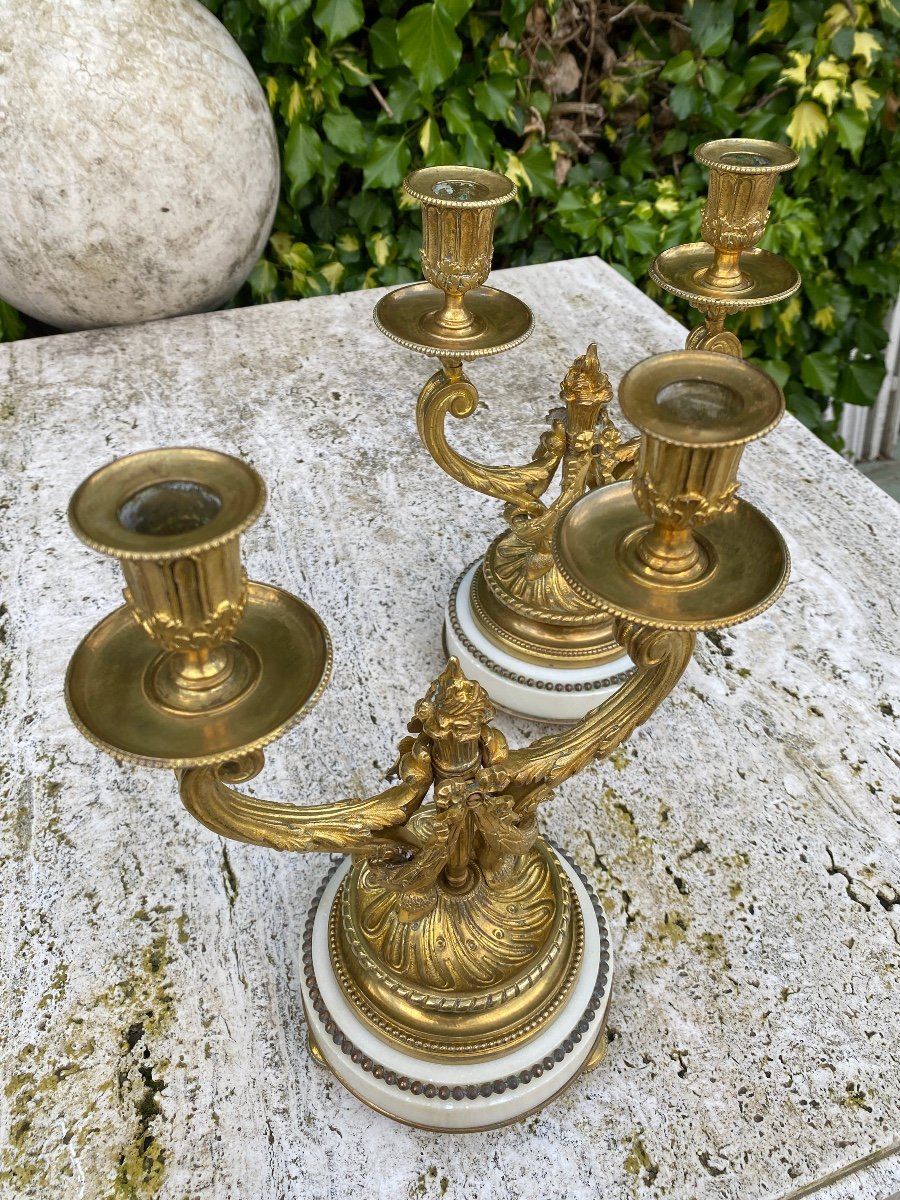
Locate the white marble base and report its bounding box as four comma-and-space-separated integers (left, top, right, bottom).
445, 562, 634, 722
299, 850, 612, 1132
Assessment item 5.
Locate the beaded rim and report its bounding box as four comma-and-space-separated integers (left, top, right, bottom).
301, 847, 611, 1101
448, 564, 636, 694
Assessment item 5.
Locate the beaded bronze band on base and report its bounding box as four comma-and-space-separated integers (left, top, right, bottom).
448, 565, 636, 695
301, 850, 611, 1100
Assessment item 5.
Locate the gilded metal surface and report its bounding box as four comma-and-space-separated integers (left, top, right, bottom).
650, 245, 800, 308
373, 165, 533, 359
172, 629, 695, 861
650, 138, 800, 354
554, 352, 791, 630
66, 448, 331, 766
66, 583, 332, 768
376, 166, 641, 685
333, 841, 584, 1058
373, 282, 534, 360
556, 484, 790, 631
415, 340, 639, 671
68, 271, 792, 1125
300, 853, 613, 1132
173, 631, 693, 1055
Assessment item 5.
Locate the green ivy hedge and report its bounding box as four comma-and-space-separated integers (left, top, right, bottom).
8, 0, 900, 445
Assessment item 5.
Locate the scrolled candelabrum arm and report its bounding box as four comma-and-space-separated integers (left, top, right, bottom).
416, 362, 565, 516
177, 622, 694, 886
178, 737, 433, 855
502, 623, 696, 809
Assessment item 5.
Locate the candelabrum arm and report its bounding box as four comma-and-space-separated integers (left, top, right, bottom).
416, 365, 565, 516
177, 625, 693, 877
178, 737, 433, 855
503, 623, 696, 809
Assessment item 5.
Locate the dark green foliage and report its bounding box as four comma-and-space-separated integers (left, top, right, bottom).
9, 0, 900, 443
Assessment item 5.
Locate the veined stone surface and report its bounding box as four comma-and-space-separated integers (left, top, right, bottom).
0, 258, 898, 1198
0, 0, 279, 330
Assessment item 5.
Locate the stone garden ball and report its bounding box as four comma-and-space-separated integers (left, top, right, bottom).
0, 0, 280, 330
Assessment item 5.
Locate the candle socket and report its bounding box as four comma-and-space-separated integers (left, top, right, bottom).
649, 137, 801, 358
70, 448, 263, 714
553, 351, 790, 632
374, 165, 532, 359
695, 139, 798, 291
66, 446, 331, 767
411, 170, 506, 337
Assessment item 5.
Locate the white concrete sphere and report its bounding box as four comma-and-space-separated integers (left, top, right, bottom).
0, 0, 280, 330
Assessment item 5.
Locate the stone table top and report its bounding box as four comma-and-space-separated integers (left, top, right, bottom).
1, 257, 898, 1200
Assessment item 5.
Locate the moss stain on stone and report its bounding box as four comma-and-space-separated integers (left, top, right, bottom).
36, 962, 68, 1010
609, 747, 630, 772
0, 918, 178, 1196
836, 1082, 872, 1111
624, 1133, 659, 1185
656, 912, 690, 946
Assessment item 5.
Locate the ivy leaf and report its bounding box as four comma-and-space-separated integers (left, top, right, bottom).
800, 351, 839, 394
443, 0, 475, 22
669, 83, 700, 120
322, 110, 366, 156
620, 139, 655, 182
520, 144, 556, 197
742, 53, 782, 89
397, 4, 462, 94
789, 390, 826, 430
473, 75, 516, 122
832, 26, 855, 58
460, 130, 491, 170
703, 60, 729, 95
852, 31, 883, 67
334, 49, 374, 87
622, 221, 659, 256
839, 358, 887, 405
442, 91, 474, 135
756, 358, 791, 389
366, 230, 397, 267
833, 107, 867, 161
875, 0, 900, 27
259, 0, 311, 21
786, 101, 829, 150
384, 76, 426, 123
750, 0, 790, 43
369, 17, 400, 68
424, 136, 459, 166
348, 191, 392, 231
363, 136, 411, 189
500, 0, 531, 40
850, 79, 879, 113
0, 298, 25, 341
419, 115, 441, 156
262, 20, 307, 65
313, 0, 364, 44
248, 258, 278, 299
688, 0, 733, 56
660, 128, 688, 154
660, 51, 698, 85
284, 122, 323, 201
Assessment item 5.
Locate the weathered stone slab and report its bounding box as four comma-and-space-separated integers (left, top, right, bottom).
0, 258, 898, 1199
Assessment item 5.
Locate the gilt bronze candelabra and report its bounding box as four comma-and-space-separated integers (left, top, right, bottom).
67, 345, 789, 1128
650, 137, 800, 357
375, 165, 642, 722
